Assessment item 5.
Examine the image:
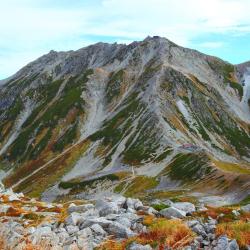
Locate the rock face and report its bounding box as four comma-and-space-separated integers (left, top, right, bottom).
0, 36, 250, 203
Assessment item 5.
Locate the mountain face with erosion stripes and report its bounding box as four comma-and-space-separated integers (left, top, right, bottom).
0, 36, 250, 204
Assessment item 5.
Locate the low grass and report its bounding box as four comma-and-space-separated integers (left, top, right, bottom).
144, 190, 198, 205
124, 176, 159, 198
239, 195, 250, 206
163, 152, 212, 183
98, 219, 195, 250
151, 203, 170, 211
229, 82, 243, 99
59, 174, 119, 190
212, 160, 250, 175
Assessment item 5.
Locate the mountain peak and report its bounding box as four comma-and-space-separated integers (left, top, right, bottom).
0, 36, 249, 207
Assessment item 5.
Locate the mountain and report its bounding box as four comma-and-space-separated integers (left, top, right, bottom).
0, 36, 250, 204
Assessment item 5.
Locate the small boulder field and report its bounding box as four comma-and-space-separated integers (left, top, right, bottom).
0, 182, 250, 249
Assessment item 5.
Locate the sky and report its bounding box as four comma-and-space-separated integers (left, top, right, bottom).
1, 0, 250, 79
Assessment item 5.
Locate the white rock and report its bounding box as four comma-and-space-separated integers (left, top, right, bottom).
122, 212, 140, 222
126, 198, 143, 210
107, 221, 136, 238
8, 193, 20, 202
77, 227, 93, 238
160, 207, 186, 219
66, 225, 79, 235
229, 239, 239, 250
90, 224, 107, 236
216, 235, 229, 250
232, 210, 240, 217
27, 227, 36, 234
95, 199, 119, 216
33, 226, 52, 237
172, 202, 196, 214
0, 205, 11, 213
65, 212, 84, 226
109, 195, 126, 207
116, 217, 132, 228
80, 217, 111, 229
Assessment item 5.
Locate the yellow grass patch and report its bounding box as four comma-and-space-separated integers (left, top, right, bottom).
212, 160, 250, 175
216, 221, 250, 248
99, 218, 195, 250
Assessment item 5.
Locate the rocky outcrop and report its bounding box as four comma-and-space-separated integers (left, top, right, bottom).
0, 182, 245, 250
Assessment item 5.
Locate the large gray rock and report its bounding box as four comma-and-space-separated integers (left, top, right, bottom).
109, 195, 127, 207
192, 224, 207, 238
56, 231, 69, 243
172, 202, 196, 214
95, 199, 119, 216
80, 217, 112, 229
90, 223, 107, 236
159, 207, 186, 218
187, 220, 199, 228
122, 212, 140, 222
229, 239, 239, 250
66, 225, 79, 235
116, 217, 132, 228
77, 227, 93, 238
65, 212, 84, 225
125, 198, 143, 210
132, 222, 147, 234
216, 235, 229, 250
107, 221, 136, 238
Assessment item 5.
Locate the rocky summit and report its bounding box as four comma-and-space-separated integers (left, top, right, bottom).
0, 36, 250, 249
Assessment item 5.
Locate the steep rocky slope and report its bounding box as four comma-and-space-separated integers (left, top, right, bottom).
0, 36, 249, 204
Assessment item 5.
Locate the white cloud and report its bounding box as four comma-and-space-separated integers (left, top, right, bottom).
0, 0, 250, 78
198, 42, 225, 49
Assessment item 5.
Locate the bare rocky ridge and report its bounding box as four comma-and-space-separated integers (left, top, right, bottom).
0, 36, 249, 205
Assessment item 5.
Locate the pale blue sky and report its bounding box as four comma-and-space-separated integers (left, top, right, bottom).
1, 0, 250, 79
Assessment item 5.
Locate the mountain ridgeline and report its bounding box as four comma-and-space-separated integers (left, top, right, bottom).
0, 36, 250, 204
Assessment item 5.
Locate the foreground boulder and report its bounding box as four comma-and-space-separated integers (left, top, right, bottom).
172, 202, 196, 214
159, 206, 186, 218
107, 221, 136, 238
